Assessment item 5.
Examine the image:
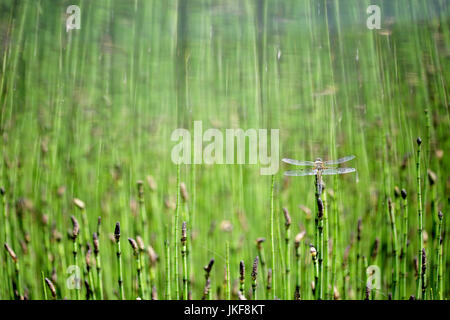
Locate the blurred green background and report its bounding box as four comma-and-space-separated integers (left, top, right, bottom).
0, 0, 448, 300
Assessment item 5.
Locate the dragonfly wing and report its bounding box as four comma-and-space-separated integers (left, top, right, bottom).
324, 155, 355, 165
284, 169, 318, 176
282, 158, 315, 166
322, 167, 356, 175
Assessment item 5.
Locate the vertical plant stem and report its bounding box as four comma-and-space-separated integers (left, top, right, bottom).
269, 175, 275, 299
436, 211, 443, 300
388, 198, 399, 299
415, 138, 423, 299
225, 241, 231, 300
181, 221, 188, 300
251, 256, 259, 300
400, 189, 408, 300
282, 208, 291, 299
165, 237, 171, 300
114, 222, 124, 300
173, 164, 181, 299
93, 232, 104, 300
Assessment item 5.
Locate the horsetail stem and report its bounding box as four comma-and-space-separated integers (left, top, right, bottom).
239, 260, 245, 296
282, 207, 291, 299
388, 198, 399, 299
202, 258, 214, 300
266, 268, 272, 299
225, 241, 231, 300
251, 256, 259, 300
93, 232, 104, 300
70, 216, 80, 300
255, 237, 267, 296
310, 245, 318, 299
269, 175, 276, 299
437, 211, 443, 300
400, 189, 408, 300
173, 164, 181, 299
136, 180, 148, 241
114, 222, 124, 300
294, 231, 305, 300
181, 221, 188, 300
4, 243, 22, 300
421, 248, 427, 299
128, 237, 144, 299
316, 197, 324, 300
415, 137, 424, 299
85, 243, 96, 300
73, 198, 89, 246
147, 244, 158, 300
164, 238, 171, 300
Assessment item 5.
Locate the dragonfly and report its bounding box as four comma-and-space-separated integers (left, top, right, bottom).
282, 155, 356, 193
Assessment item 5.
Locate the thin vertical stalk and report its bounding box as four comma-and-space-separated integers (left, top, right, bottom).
436, 211, 443, 300
415, 138, 423, 299
114, 222, 124, 300
400, 189, 408, 300
173, 164, 181, 299
388, 198, 399, 299
251, 256, 259, 300
181, 222, 188, 300
269, 175, 276, 299
225, 241, 231, 300
282, 208, 291, 299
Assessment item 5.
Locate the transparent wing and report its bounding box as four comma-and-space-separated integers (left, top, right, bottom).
284, 169, 318, 176
282, 158, 315, 166
324, 155, 355, 165
322, 167, 356, 175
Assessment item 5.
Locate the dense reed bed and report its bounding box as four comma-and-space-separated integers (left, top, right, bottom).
0, 0, 448, 300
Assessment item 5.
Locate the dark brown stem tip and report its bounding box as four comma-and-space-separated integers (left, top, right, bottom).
204, 258, 215, 273
438, 211, 443, 220
97, 216, 101, 226
282, 207, 291, 227
409, 295, 416, 300
239, 260, 245, 278
0, 186, 5, 196
128, 238, 138, 254
416, 137, 422, 146
401, 189, 407, 200
70, 216, 79, 238
45, 278, 56, 298
114, 222, 121, 241
4, 243, 17, 262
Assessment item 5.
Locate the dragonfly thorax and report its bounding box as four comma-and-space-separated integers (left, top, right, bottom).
314, 158, 324, 169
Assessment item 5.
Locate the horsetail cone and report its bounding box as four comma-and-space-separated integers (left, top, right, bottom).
71, 216, 79, 239
180, 182, 189, 202
251, 256, 259, 299
73, 198, 85, 210
204, 258, 214, 277
0, 186, 5, 196
128, 238, 138, 255
136, 236, 145, 251
283, 208, 291, 227
4, 243, 17, 263
239, 261, 245, 290
45, 278, 56, 298
114, 222, 120, 242
93, 232, 99, 254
